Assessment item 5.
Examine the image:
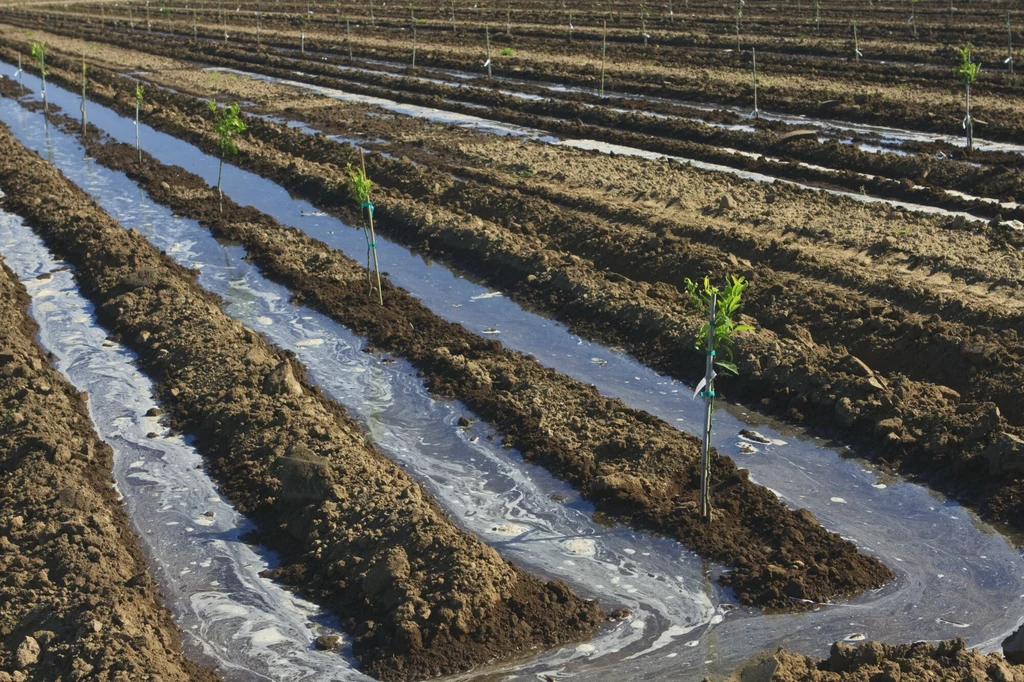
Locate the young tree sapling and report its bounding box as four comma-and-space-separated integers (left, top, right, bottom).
684, 275, 753, 522
134, 83, 144, 162
955, 43, 981, 152
206, 99, 247, 211
600, 19, 608, 97
346, 153, 384, 305
30, 41, 47, 111
80, 50, 87, 134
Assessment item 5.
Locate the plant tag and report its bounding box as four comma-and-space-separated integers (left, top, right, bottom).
692, 368, 716, 400
483, 58, 492, 67
692, 377, 708, 400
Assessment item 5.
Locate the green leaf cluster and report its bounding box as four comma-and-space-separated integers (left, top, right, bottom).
30, 41, 47, 77
683, 275, 753, 375
956, 43, 981, 84
207, 100, 247, 155
346, 163, 374, 204
134, 84, 145, 102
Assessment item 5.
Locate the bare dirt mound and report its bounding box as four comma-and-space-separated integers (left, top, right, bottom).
42, 96, 896, 612
728, 639, 1024, 682
0, 258, 220, 681
0, 122, 604, 681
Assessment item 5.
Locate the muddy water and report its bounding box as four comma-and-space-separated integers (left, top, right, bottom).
2, 83, 1024, 680
0, 208, 359, 682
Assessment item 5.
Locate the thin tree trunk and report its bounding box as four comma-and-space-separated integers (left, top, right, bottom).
485, 25, 492, 78
600, 20, 607, 97
752, 47, 758, 119
217, 154, 224, 212
699, 292, 717, 523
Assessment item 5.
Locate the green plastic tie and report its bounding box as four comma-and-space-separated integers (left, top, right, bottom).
361, 200, 375, 217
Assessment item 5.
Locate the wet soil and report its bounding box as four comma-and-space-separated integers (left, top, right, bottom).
728, 639, 1024, 682
0, 253, 221, 681
0, 121, 605, 682
11, 50, 1024, 560
47, 102, 895, 612
8, 4, 1024, 144
5, 21, 1024, 217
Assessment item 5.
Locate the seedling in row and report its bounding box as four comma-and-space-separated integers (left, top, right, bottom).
1007, 12, 1014, 74
30, 41, 47, 111
134, 83, 145, 162
346, 153, 384, 305
80, 50, 87, 134
207, 99, 247, 211
955, 43, 981, 152
484, 24, 492, 78
640, 2, 650, 48
599, 19, 608, 97
684, 275, 753, 522
735, 0, 743, 51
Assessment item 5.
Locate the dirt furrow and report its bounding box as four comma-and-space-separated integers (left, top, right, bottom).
5, 20, 1024, 216
24, 4, 1024, 85
727, 639, 1024, 682
20, 57, 1022, 540
41, 102, 896, 611
14, 48, 1023, 539
0, 248, 222, 681
0, 121, 606, 682
4, 10, 1024, 143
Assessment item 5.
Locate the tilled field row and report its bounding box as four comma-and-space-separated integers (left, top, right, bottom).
5, 9, 1024, 143
5, 22, 1024, 223
0, 233, 221, 680
15, 46, 1024, 545
35, 92, 896, 613
27, 0, 1024, 70
0, 120, 607, 682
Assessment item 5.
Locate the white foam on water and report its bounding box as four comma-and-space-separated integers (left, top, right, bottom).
5, 75, 1024, 679
0, 212, 361, 682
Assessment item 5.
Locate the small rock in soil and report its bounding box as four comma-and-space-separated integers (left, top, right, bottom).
739, 429, 772, 444
315, 635, 341, 651
15, 636, 39, 668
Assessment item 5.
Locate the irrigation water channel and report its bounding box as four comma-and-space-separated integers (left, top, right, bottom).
164, 28, 1024, 157
323, 55, 1024, 156
110, 26, 1024, 157
196, 66, 1007, 225
1, 76, 1024, 681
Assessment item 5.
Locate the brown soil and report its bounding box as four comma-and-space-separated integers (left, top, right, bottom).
728, 639, 1024, 682
6, 21, 1024, 220
10, 0, 1024, 143
0, 122, 605, 681
41, 96, 895, 613
22, 53, 1022, 546
0, 255, 221, 680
